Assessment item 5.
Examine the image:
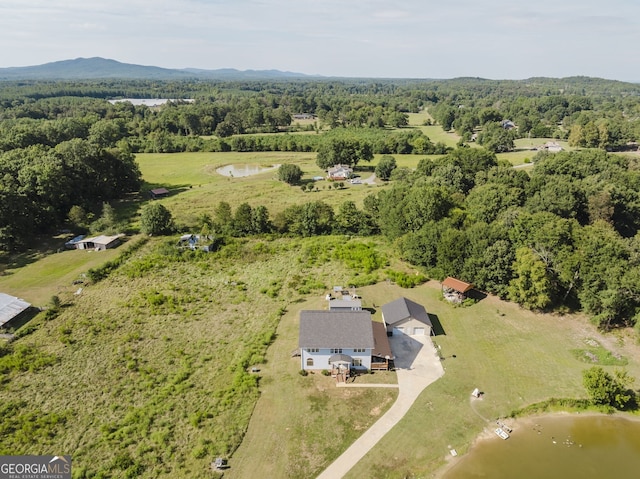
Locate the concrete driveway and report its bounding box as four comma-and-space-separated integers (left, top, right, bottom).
316, 334, 445, 479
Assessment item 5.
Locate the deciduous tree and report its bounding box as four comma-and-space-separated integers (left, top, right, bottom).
140, 203, 173, 235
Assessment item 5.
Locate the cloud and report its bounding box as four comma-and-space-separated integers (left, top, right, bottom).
0, 0, 638, 79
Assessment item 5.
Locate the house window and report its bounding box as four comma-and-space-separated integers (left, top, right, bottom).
330, 348, 343, 354
353, 359, 362, 367
306, 358, 314, 367
353, 348, 365, 353
307, 348, 319, 353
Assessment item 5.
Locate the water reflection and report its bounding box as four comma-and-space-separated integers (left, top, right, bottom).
444, 415, 640, 479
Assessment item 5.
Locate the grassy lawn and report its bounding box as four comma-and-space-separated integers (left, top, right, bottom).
226, 279, 640, 479
4, 144, 640, 479
343, 282, 640, 479
498, 138, 573, 166
0, 242, 131, 306
419, 125, 461, 148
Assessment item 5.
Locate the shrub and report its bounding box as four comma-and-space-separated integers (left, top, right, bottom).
140, 203, 174, 235
347, 273, 379, 287
583, 366, 634, 409
385, 269, 428, 288
87, 237, 148, 283
334, 241, 386, 273
277, 164, 304, 185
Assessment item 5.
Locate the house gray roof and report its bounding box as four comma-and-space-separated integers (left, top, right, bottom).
299, 311, 374, 349
381, 297, 432, 328
0, 293, 31, 328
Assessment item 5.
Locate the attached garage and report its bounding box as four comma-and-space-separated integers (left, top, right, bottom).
393, 327, 405, 335
413, 327, 425, 335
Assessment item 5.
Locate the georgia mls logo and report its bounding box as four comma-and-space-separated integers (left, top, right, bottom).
0, 455, 71, 479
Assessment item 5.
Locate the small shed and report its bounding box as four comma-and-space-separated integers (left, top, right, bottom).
149, 188, 170, 199
442, 277, 474, 302
0, 293, 31, 328
76, 234, 124, 251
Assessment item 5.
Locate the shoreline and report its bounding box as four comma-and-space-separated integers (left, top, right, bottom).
433, 410, 640, 478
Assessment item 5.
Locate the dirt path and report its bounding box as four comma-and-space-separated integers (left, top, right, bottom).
316, 334, 444, 479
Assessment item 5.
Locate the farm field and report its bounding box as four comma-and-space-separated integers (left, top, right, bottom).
3, 131, 640, 479
0, 234, 401, 477
135, 151, 390, 226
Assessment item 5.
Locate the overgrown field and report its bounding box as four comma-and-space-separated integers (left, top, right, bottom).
0, 235, 403, 477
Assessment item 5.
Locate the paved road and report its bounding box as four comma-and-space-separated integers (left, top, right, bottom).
316, 334, 445, 479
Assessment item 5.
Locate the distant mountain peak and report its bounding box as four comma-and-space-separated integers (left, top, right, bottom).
0, 57, 314, 80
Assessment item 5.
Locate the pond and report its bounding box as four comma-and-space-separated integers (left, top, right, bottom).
442, 414, 640, 479
215, 164, 280, 177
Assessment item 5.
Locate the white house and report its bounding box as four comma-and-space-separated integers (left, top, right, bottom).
381, 297, 433, 336
299, 311, 374, 371
75, 234, 124, 251
543, 141, 563, 153
327, 164, 353, 180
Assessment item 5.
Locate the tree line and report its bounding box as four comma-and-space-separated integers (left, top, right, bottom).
176, 147, 640, 331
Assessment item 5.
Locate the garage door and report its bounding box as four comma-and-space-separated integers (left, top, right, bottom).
413, 327, 425, 335
393, 327, 405, 335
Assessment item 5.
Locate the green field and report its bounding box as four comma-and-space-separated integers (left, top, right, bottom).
232, 280, 640, 478
135, 151, 389, 225
2, 146, 640, 479
0, 242, 128, 306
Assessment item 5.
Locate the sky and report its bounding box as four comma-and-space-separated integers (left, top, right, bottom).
1, 0, 639, 81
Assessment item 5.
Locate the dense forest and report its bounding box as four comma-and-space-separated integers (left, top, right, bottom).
1, 77, 640, 331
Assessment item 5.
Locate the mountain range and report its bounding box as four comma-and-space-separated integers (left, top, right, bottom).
0, 57, 314, 81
